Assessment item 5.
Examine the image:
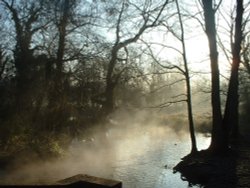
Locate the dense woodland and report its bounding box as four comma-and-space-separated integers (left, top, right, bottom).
0, 0, 250, 161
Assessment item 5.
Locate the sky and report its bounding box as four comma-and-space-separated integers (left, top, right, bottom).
101, 0, 237, 82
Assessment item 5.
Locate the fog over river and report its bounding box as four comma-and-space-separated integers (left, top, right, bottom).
0, 117, 210, 188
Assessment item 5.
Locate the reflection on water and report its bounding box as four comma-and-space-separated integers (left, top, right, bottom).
71, 125, 210, 188
0, 124, 210, 188
105, 126, 210, 188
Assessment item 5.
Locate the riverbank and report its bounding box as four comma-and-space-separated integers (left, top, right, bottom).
236, 135, 250, 187
174, 134, 250, 188
0, 128, 209, 187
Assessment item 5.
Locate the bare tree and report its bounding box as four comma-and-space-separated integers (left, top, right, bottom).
48, 0, 74, 106
175, 0, 197, 154
223, 0, 244, 139
201, 0, 245, 152
101, 0, 170, 114
202, 0, 225, 153
143, 0, 198, 154
0, 0, 47, 110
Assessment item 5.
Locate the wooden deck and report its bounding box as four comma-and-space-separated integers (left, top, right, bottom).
0, 174, 122, 188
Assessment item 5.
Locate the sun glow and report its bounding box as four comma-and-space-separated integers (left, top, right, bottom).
186, 34, 231, 77
147, 30, 231, 79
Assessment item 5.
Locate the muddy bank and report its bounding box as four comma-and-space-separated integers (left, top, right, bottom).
174, 135, 250, 188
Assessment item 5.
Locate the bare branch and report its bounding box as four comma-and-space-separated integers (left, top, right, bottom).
141, 39, 186, 75
146, 78, 185, 95
147, 99, 187, 109
214, 0, 223, 13
115, 1, 126, 45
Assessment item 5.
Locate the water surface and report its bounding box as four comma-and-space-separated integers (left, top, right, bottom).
0, 124, 210, 188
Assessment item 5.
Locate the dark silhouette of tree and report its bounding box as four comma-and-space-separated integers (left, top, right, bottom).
0, 0, 46, 110
223, 0, 244, 139
175, 0, 197, 154
202, 0, 244, 153
46, 0, 73, 111
202, 0, 225, 153
55, 0, 71, 91
102, 0, 170, 115
146, 0, 198, 154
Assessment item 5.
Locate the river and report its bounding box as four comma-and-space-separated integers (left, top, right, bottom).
69, 124, 210, 188
0, 124, 210, 188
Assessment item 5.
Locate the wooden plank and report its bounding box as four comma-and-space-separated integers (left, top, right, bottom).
0, 174, 122, 188
56, 174, 122, 188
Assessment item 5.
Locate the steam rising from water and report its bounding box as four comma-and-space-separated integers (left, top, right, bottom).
0, 109, 210, 187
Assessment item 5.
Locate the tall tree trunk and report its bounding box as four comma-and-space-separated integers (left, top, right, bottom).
2, 0, 35, 111
47, 0, 70, 132
202, 0, 226, 153
176, 0, 197, 154
55, 0, 70, 94
103, 47, 118, 115
223, 0, 244, 139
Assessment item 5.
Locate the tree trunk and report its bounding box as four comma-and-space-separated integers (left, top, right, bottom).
101, 0, 170, 116
103, 46, 118, 115
47, 0, 71, 132
55, 0, 70, 93
223, 0, 244, 139
176, 0, 197, 154
202, 0, 226, 153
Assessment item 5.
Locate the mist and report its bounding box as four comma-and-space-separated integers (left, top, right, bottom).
0, 108, 211, 187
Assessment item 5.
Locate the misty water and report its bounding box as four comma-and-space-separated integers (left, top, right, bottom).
0, 117, 210, 188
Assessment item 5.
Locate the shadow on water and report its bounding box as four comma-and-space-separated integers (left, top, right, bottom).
174, 148, 238, 188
